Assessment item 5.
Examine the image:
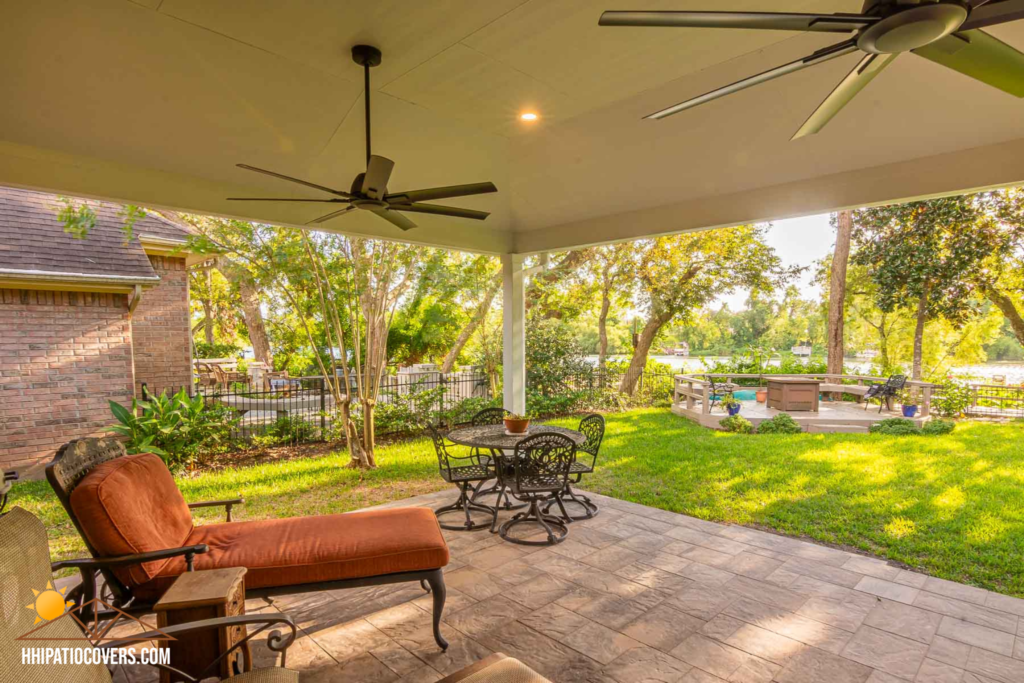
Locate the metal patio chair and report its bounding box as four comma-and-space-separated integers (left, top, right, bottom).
545, 413, 603, 521
466, 407, 524, 511
430, 425, 495, 531
498, 432, 577, 546
864, 374, 907, 413
707, 377, 738, 413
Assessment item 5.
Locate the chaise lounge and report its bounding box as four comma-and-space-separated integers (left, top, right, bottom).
46, 438, 451, 650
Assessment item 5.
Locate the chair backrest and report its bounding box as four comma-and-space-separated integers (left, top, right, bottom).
512, 433, 576, 494
428, 424, 453, 476
577, 414, 605, 458
0, 507, 111, 682
471, 407, 510, 426
47, 439, 127, 557
887, 375, 908, 391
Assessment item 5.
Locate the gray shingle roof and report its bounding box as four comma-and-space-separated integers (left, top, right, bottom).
0, 186, 192, 280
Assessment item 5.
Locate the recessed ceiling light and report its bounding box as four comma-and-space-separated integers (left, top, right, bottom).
520, 112, 539, 122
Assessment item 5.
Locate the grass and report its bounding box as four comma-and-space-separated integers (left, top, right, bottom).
9, 409, 1024, 596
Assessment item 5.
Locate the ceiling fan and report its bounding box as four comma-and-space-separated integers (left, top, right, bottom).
228, 45, 497, 230
600, 0, 1024, 139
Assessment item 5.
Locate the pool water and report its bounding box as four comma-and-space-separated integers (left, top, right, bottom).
733, 390, 758, 401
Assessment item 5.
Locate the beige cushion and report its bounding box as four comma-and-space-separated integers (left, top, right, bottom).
0, 507, 111, 683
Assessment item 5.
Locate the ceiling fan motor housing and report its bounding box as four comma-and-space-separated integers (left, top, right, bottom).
857, 2, 968, 54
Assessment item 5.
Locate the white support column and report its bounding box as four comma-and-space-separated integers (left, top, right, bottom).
502, 253, 526, 415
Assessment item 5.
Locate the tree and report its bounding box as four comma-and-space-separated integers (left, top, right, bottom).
440, 256, 501, 372
618, 226, 792, 394
851, 194, 1016, 380
587, 244, 634, 374
827, 210, 853, 390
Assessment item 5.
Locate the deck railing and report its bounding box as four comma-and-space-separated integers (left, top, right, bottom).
964, 383, 1024, 419
673, 373, 938, 417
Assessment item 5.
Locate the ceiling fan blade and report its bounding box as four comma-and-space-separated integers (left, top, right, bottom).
960, 0, 1024, 30
227, 197, 349, 203
236, 164, 351, 198
370, 207, 417, 231
391, 202, 491, 220
598, 11, 876, 33
646, 39, 860, 120
361, 156, 395, 200
913, 30, 1024, 97
386, 182, 498, 204
307, 206, 356, 225
792, 52, 897, 140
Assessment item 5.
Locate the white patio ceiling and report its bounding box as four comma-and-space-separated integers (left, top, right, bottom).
2, 0, 1024, 255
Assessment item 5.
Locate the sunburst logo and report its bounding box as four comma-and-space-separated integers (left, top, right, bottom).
25, 581, 75, 625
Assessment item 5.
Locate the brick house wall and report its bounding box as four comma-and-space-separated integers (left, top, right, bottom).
132, 255, 192, 397
0, 289, 135, 473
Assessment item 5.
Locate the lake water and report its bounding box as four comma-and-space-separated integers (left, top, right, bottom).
586, 355, 1024, 384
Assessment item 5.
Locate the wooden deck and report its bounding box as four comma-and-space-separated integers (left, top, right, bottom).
671, 398, 924, 433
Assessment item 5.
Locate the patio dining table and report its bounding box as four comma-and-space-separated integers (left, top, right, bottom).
446, 423, 586, 451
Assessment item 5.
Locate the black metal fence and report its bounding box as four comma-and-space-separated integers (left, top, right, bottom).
181, 368, 675, 447
966, 384, 1024, 419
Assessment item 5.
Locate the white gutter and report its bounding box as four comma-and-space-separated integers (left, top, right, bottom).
0, 268, 160, 284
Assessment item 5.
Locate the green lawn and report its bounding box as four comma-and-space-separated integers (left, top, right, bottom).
9, 409, 1024, 596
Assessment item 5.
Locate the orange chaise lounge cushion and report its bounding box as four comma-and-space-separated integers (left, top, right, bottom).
70, 452, 449, 601
69, 452, 195, 588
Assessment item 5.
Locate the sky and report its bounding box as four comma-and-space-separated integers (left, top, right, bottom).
716, 213, 837, 310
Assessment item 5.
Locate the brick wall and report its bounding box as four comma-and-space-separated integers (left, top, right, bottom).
0, 289, 134, 473
132, 255, 192, 397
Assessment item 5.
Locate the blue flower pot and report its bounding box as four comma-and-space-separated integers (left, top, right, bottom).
902, 405, 918, 418
727, 404, 741, 416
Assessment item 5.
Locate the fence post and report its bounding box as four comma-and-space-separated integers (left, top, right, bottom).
320, 378, 326, 439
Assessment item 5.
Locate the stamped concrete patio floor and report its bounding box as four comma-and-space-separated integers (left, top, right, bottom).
118, 490, 1024, 683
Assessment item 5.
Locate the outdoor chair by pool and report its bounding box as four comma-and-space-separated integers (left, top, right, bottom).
498, 432, 577, 546
46, 438, 451, 651
429, 424, 495, 532
863, 374, 907, 413
707, 377, 738, 413
0, 506, 299, 683
545, 413, 603, 521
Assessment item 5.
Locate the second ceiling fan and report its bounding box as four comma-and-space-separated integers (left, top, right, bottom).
229, 45, 497, 230
600, 0, 1024, 139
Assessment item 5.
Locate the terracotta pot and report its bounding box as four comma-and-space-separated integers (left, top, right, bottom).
755, 390, 767, 403
503, 417, 530, 434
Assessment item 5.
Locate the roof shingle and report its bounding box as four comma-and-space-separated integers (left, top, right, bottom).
0, 186, 192, 280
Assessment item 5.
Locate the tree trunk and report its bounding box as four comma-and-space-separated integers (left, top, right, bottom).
440, 278, 499, 373
987, 287, 1024, 346
618, 312, 671, 395
912, 289, 928, 381
238, 278, 272, 366
827, 211, 852, 395
201, 296, 215, 345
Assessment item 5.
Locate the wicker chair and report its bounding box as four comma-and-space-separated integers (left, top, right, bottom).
863, 374, 907, 413
544, 413, 604, 521
0, 506, 298, 683
498, 432, 577, 546
430, 425, 495, 532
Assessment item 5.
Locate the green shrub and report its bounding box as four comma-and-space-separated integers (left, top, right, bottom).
108, 389, 236, 470
922, 419, 956, 435
252, 414, 318, 447
758, 413, 803, 434
869, 418, 920, 435
719, 415, 753, 434
932, 380, 974, 418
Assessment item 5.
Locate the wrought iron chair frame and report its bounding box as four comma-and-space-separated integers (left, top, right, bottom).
707, 377, 738, 413
497, 432, 577, 546
863, 374, 908, 413
45, 438, 449, 651
544, 414, 603, 521
430, 425, 495, 532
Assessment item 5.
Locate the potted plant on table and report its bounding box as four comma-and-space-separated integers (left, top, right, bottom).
898, 389, 919, 418
720, 395, 742, 416
503, 412, 532, 434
